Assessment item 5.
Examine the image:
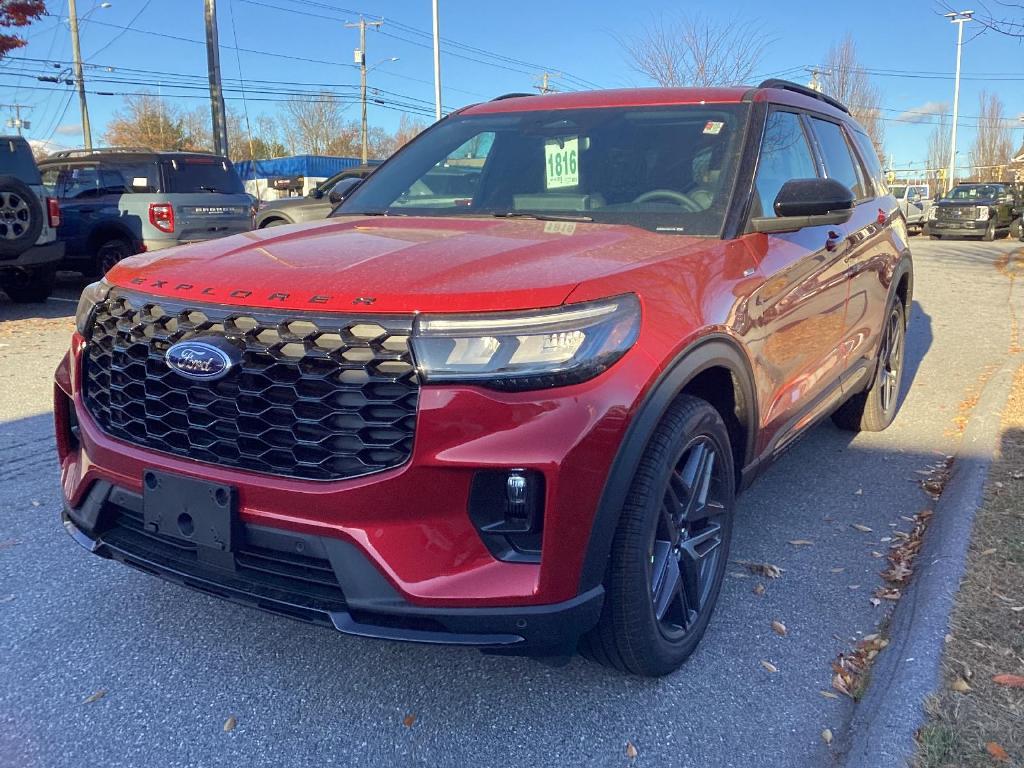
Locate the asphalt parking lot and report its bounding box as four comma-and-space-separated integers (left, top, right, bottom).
2, 237, 1022, 768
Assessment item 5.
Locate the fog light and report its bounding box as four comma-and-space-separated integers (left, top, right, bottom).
468, 469, 545, 561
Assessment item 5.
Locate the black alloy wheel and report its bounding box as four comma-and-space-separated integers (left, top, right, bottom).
649, 435, 728, 639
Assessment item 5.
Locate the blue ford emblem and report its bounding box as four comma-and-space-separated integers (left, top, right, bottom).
165, 339, 237, 381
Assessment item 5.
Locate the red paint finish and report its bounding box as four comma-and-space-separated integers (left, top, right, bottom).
55, 85, 910, 622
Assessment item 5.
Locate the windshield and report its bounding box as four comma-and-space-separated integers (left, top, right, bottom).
161, 156, 244, 194
335, 104, 750, 236
946, 184, 1002, 201
0, 138, 41, 184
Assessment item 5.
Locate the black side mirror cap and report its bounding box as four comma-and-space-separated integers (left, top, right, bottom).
329, 177, 363, 206
751, 178, 855, 234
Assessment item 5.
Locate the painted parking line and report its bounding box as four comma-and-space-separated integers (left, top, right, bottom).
47, 297, 78, 304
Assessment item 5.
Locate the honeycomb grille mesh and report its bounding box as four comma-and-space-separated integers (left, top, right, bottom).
83, 292, 419, 481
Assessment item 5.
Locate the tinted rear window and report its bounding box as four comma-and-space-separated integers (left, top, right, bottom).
161, 156, 244, 194
0, 138, 41, 184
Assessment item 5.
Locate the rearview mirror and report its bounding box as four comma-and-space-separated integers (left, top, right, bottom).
329, 177, 362, 206
751, 178, 855, 234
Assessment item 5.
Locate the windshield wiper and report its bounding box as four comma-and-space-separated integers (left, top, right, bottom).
492, 211, 594, 223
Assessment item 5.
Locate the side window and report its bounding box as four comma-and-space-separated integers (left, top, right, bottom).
110, 162, 159, 193
41, 165, 64, 196
809, 118, 867, 200
60, 166, 101, 200
849, 130, 885, 195
753, 110, 818, 218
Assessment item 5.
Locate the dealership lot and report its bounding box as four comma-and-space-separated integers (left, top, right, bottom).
1, 237, 1022, 768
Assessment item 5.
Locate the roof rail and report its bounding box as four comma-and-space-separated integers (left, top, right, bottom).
757, 79, 850, 115
491, 92, 534, 101
49, 146, 155, 159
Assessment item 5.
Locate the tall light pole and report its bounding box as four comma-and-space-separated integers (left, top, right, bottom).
346, 17, 385, 164
945, 10, 973, 191
66, 1, 111, 151
432, 0, 441, 121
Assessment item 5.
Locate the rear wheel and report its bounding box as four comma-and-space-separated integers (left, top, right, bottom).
0, 264, 55, 303
95, 237, 133, 275
0, 176, 43, 258
261, 218, 287, 228
982, 220, 996, 241
832, 298, 906, 432
581, 395, 735, 676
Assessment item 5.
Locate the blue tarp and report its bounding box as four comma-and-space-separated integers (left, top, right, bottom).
234, 155, 362, 181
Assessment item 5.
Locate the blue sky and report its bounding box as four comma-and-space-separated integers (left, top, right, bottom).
3, 0, 1022, 171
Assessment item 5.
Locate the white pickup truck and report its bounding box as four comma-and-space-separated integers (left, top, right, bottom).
889, 183, 933, 234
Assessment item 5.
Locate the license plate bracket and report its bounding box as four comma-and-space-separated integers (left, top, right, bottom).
142, 469, 237, 552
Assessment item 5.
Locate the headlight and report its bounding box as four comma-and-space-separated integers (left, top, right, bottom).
75, 279, 112, 337
977, 206, 990, 221
412, 294, 641, 391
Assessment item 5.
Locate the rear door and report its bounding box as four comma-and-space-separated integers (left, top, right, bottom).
743, 108, 851, 457
159, 156, 251, 243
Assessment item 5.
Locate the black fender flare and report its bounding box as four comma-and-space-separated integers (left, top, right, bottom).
86, 222, 140, 258
577, 335, 758, 594
256, 212, 295, 228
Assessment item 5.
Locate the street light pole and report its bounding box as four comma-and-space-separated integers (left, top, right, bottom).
432, 0, 441, 121
945, 10, 973, 191
68, 0, 92, 151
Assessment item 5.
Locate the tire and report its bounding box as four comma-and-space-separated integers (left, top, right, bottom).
832, 298, 906, 432
260, 218, 288, 228
1011, 217, 1022, 240
0, 264, 55, 303
929, 234, 941, 240
0, 175, 43, 258
94, 237, 133, 275
580, 395, 736, 676
982, 220, 996, 242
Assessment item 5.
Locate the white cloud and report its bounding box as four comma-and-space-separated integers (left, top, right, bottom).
54, 123, 82, 137
896, 101, 948, 124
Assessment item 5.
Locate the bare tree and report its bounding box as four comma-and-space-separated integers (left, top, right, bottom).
392, 113, 428, 150
970, 90, 1014, 182
104, 94, 198, 151
925, 109, 951, 194
620, 13, 770, 87
279, 94, 352, 156
818, 35, 885, 161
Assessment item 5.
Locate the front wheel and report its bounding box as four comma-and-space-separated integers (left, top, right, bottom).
95, 237, 133, 275
832, 298, 906, 432
982, 220, 996, 242
581, 395, 735, 676
0, 264, 55, 303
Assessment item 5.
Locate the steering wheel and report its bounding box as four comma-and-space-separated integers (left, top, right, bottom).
633, 189, 701, 213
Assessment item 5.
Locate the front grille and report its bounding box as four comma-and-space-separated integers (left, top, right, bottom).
936, 205, 977, 221
83, 291, 419, 481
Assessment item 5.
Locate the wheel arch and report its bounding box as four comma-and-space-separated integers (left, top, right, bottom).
577, 335, 759, 594
257, 213, 293, 228
86, 222, 138, 258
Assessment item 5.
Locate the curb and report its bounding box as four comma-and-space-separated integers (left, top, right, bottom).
842, 355, 1021, 768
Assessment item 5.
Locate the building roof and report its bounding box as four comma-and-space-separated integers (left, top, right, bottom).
234, 154, 363, 181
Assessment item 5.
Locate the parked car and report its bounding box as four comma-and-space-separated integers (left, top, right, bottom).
254, 162, 381, 228
38, 148, 252, 275
889, 183, 931, 233
927, 182, 1017, 241
56, 80, 913, 677
0, 135, 64, 302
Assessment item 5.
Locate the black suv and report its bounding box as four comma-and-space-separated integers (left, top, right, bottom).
38, 147, 252, 275
928, 182, 1018, 241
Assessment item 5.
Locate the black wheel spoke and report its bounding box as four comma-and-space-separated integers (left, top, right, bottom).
679, 523, 722, 611
650, 540, 684, 622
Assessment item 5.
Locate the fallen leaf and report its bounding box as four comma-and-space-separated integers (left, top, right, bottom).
822, 729, 833, 745
625, 741, 638, 760
829, 567, 845, 573
848, 584, 861, 590
871, 551, 884, 558
950, 677, 971, 693
851, 523, 873, 533
735, 561, 783, 579
854, 488, 863, 495
0, 595, 14, 604
760, 660, 778, 673
771, 620, 787, 637
980, 547, 997, 556
402, 713, 417, 728
992, 674, 1024, 688
820, 690, 838, 699
30, 500, 40, 507
223, 715, 237, 733
986, 742, 1009, 762
869, 598, 881, 607
753, 583, 765, 596
82, 689, 107, 704
788, 539, 814, 546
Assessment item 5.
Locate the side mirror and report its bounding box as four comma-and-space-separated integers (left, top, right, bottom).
310, 187, 324, 199
328, 177, 362, 206
909, 193, 921, 203
751, 178, 855, 234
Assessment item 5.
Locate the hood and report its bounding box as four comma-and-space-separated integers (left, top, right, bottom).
106, 215, 701, 313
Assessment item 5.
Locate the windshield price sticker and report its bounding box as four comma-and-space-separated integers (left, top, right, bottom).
545, 137, 580, 189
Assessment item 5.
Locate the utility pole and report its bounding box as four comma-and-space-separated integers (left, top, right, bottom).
2, 104, 32, 135
432, 0, 441, 121
806, 68, 822, 93
346, 17, 384, 164
945, 10, 973, 191
68, 0, 92, 151
205, 0, 230, 158
534, 72, 560, 94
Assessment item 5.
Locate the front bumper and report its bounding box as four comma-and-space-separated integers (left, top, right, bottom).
61, 480, 603, 653
929, 220, 989, 237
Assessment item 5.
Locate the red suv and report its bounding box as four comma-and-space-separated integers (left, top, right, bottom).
55, 80, 912, 676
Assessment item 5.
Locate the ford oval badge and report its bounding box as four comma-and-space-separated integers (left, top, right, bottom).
165, 339, 236, 381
